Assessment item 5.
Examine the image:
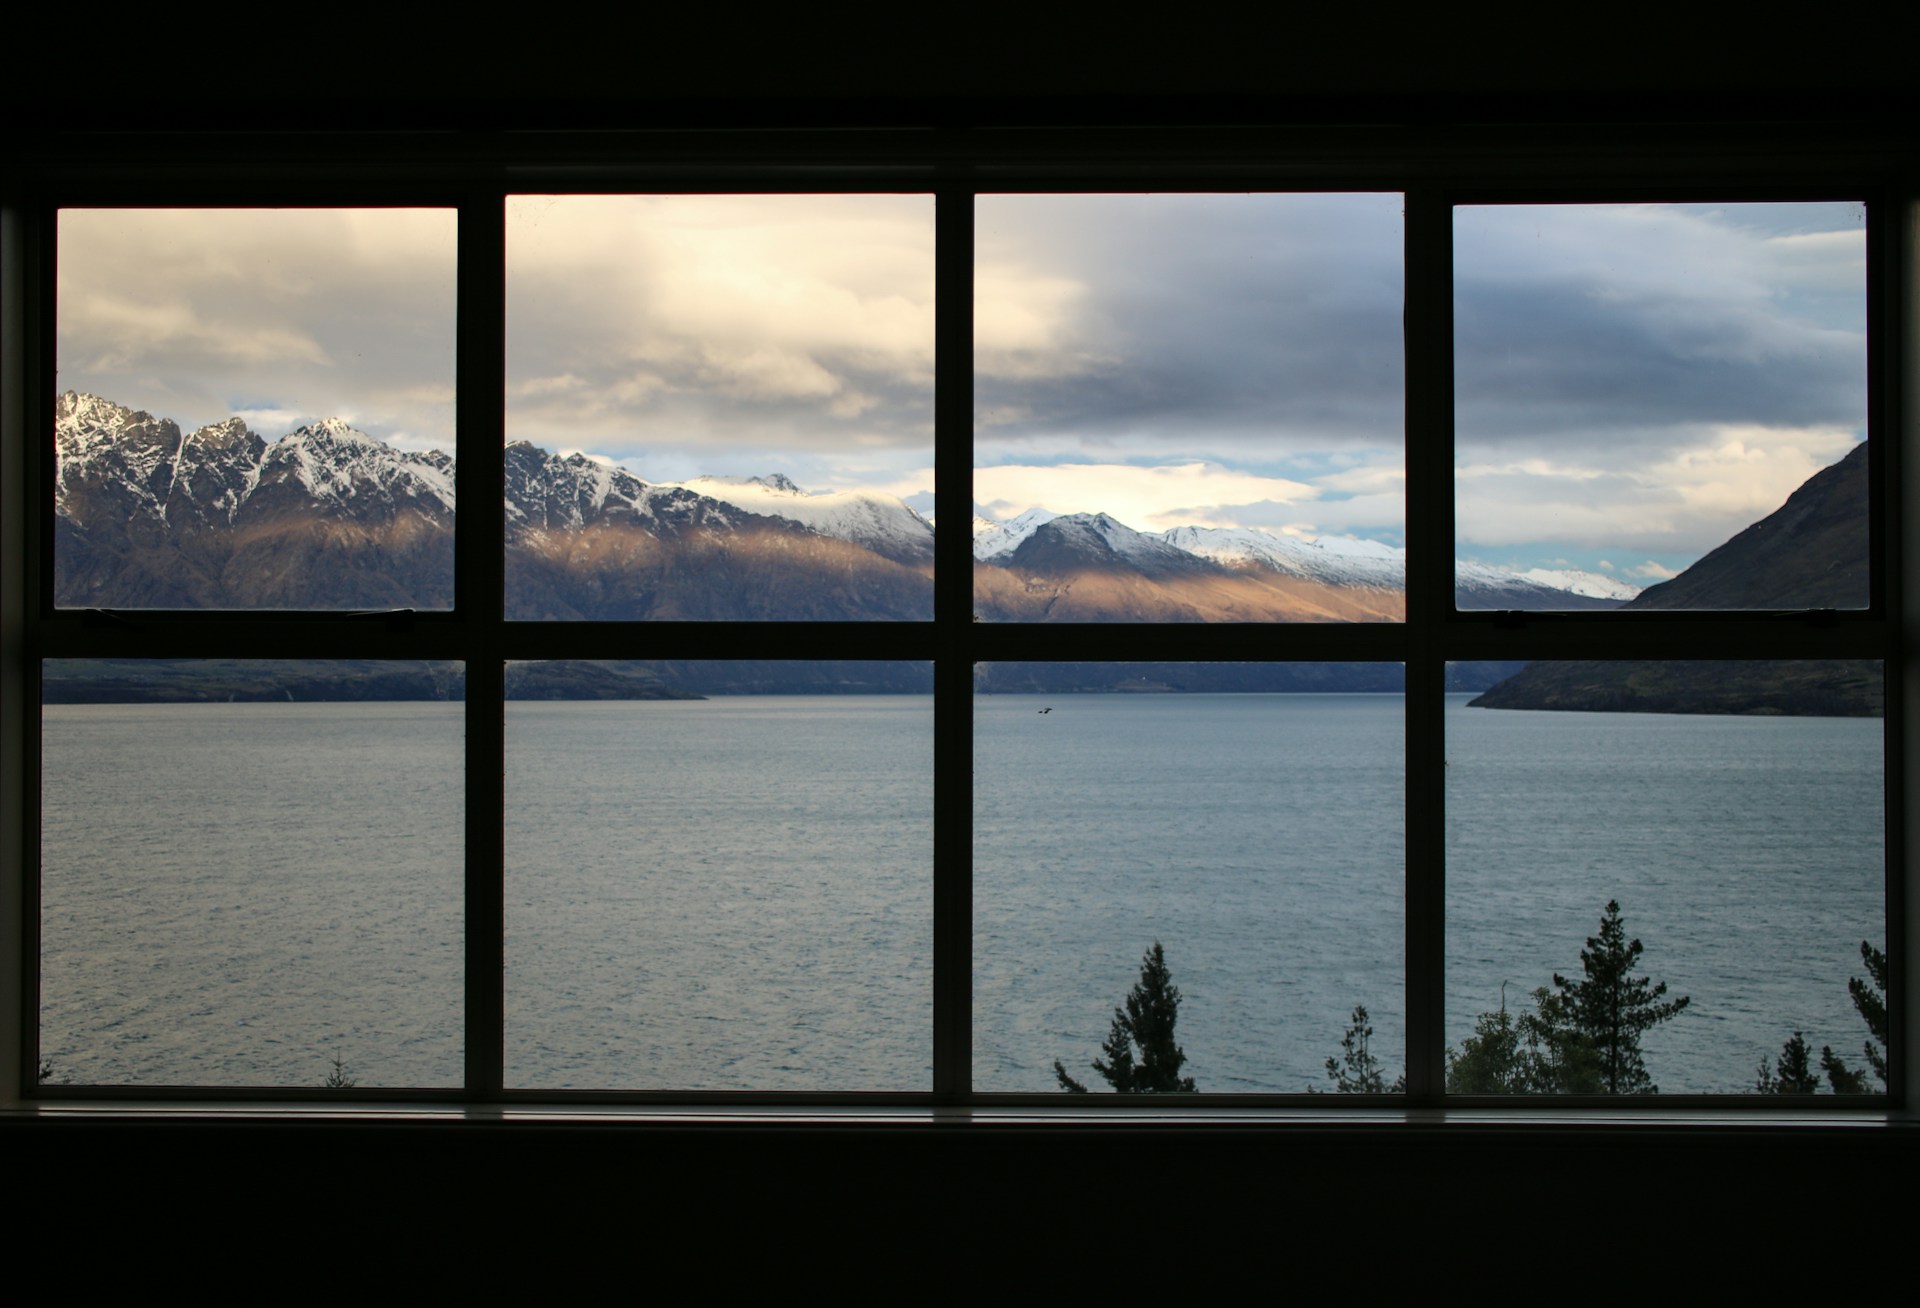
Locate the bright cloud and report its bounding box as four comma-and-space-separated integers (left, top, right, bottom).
975, 462, 1318, 532
505, 194, 935, 461
57, 208, 458, 451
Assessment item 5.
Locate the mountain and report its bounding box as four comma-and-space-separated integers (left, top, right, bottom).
39, 657, 932, 702
1455, 559, 1630, 610
675, 475, 933, 568
53, 394, 934, 619
55, 392, 455, 610
1471, 443, 1874, 716
971, 511, 1396, 621
1628, 440, 1868, 610
501, 444, 932, 620
1467, 659, 1882, 717
971, 511, 1624, 621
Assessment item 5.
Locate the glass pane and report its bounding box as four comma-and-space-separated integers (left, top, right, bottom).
1447, 661, 1884, 1094
1454, 202, 1868, 611
55, 210, 457, 611
973, 194, 1405, 623
974, 665, 1405, 1092
39, 660, 465, 1087
505, 661, 933, 1088
505, 196, 935, 620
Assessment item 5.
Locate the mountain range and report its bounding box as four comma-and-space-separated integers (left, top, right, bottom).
54, 393, 935, 618
1470, 441, 1873, 715
969, 508, 1633, 621
55, 392, 1633, 618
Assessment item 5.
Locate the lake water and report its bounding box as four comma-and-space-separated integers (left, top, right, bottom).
39, 694, 1885, 1093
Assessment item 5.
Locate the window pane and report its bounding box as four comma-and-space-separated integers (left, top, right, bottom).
39, 660, 465, 1087
1454, 202, 1868, 611
505, 196, 935, 621
1446, 661, 1884, 1094
55, 210, 457, 611
974, 665, 1405, 1092
973, 194, 1405, 623
504, 661, 932, 1088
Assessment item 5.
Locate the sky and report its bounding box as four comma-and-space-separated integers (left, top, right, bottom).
973, 193, 1404, 540
57, 208, 458, 452
1453, 200, 1866, 579
58, 197, 1867, 580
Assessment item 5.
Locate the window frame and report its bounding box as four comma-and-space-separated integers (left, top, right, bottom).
3, 126, 1909, 1116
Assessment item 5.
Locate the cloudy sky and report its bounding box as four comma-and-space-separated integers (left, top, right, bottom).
506, 194, 936, 495
59, 197, 1866, 580
973, 193, 1404, 539
58, 208, 458, 452
1454, 200, 1865, 579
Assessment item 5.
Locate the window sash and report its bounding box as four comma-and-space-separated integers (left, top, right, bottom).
8, 153, 1903, 1107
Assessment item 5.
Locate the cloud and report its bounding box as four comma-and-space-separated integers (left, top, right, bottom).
57, 209, 458, 451
1631, 560, 1682, 579
975, 461, 1319, 532
505, 195, 936, 463
1456, 423, 1859, 558
972, 193, 1405, 456
1454, 203, 1866, 450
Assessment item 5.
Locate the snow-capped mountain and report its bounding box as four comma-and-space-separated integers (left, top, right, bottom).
971, 507, 1632, 619
1454, 558, 1629, 610
1158, 525, 1405, 591
1513, 567, 1642, 602
56, 392, 457, 610
972, 506, 1057, 561
675, 474, 934, 568
54, 393, 934, 618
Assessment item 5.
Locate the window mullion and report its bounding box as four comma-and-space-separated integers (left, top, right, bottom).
459, 193, 507, 1100
1402, 186, 1454, 1103
932, 183, 975, 1103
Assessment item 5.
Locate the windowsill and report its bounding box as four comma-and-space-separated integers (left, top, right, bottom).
5, 1099, 1912, 1130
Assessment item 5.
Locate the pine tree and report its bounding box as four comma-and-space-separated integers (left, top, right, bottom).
324, 1053, 358, 1089
1549, 900, 1690, 1094
1755, 1032, 1820, 1094
1516, 987, 1604, 1092
1324, 1005, 1405, 1093
1819, 939, 1887, 1093
1447, 1000, 1526, 1093
1054, 942, 1196, 1093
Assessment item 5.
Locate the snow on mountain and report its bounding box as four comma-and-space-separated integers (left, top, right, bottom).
260, 417, 456, 512
57, 392, 457, 524
973, 506, 1058, 560
675, 474, 933, 566
1515, 567, 1642, 602
1454, 558, 1625, 609
1004, 511, 1221, 579
1158, 524, 1405, 589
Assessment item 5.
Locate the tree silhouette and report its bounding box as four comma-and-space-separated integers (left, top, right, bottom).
324, 1053, 358, 1089
1755, 1032, 1821, 1094
1323, 1004, 1405, 1093
1548, 900, 1689, 1094
1818, 939, 1887, 1093
1054, 942, 1196, 1092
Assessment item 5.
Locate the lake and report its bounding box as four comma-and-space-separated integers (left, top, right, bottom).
38, 693, 1884, 1093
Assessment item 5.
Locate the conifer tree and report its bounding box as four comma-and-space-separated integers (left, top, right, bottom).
1054, 941, 1196, 1092
1549, 900, 1690, 1094
1755, 1032, 1821, 1094
1324, 1004, 1406, 1093
1818, 939, 1888, 1093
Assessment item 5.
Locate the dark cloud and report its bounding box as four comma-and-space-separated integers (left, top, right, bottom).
1453, 203, 1866, 452
974, 193, 1405, 455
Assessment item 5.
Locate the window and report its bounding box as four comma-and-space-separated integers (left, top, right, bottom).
3, 132, 1906, 1114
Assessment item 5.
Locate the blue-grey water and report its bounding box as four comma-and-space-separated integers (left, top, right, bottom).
39, 694, 1884, 1093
